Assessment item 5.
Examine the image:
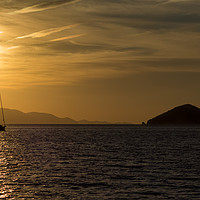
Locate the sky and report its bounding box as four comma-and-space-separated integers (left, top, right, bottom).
0, 0, 200, 123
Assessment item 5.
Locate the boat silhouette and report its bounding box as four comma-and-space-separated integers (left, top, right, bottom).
0, 94, 6, 131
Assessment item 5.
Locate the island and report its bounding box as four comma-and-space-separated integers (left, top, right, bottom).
147, 104, 200, 126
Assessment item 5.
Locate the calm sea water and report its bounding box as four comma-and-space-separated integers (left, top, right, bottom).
0, 125, 199, 199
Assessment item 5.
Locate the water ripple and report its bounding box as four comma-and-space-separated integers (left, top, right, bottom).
0, 125, 199, 199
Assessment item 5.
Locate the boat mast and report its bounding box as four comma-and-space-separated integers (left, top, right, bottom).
0, 94, 6, 126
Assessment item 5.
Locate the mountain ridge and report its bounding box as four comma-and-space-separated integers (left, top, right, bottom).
1, 108, 109, 124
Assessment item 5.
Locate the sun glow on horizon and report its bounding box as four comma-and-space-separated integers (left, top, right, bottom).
0, 0, 200, 123
0, 46, 5, 54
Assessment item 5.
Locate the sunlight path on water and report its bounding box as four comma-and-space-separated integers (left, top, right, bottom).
0, 132, 13, 198
0, 125, 199, 199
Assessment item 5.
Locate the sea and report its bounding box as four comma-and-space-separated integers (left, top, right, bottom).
0, 125, 199, 199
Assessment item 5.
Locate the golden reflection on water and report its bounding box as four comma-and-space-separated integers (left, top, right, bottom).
0, 125, 199, 199
0, 131, 14, 199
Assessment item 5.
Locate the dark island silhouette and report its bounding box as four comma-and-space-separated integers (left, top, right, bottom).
2, 105, 200, 125
147, 104, 200, 126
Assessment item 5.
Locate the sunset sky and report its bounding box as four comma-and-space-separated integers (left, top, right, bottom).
0, 0, 200, 123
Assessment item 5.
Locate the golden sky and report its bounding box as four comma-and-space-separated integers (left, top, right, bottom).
0, 0, 200, 123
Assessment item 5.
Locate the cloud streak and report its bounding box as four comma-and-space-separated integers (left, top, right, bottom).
2, 0, 200, 88
14, 0, 81, 14
17, 24, 79, 39
50, 34, 85, 42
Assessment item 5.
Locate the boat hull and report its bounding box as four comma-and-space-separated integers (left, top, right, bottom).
0, 125, 6, 131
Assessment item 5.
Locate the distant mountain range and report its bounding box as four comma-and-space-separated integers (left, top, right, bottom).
1, 108, 109, 124
147, 104, 200, 126
2, 104, 199, 125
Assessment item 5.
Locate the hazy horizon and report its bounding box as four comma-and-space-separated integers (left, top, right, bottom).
1, 107, 135, 124
1, 0, 200, 123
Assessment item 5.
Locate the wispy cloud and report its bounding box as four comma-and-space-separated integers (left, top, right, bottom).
17, 24, 79, 39
50, 34, 85, 42
164, 0, 189, 3
6, 46, 20, 50
14, 0, 81, 14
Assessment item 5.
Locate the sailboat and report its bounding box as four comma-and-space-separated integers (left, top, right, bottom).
0, 94, 6, 131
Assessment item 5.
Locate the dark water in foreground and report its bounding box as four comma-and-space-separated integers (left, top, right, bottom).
0, 125, 199, 199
